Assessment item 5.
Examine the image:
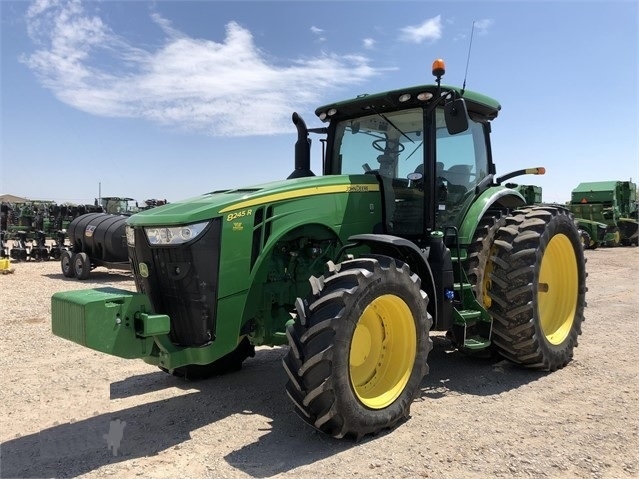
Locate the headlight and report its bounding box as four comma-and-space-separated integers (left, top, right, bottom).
144, 221, 209, 246
125, 225, 135, 246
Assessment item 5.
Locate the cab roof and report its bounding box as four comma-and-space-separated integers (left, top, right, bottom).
315, 84, 501, 122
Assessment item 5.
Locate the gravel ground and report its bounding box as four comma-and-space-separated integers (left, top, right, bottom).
0, 247, 637, 479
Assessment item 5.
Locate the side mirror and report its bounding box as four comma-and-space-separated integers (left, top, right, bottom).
444, 98, 469, 135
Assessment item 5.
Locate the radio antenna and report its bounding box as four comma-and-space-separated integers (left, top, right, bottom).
461, 21, 476, 96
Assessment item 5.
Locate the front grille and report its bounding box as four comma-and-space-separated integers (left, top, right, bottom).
128, 218, 222, 346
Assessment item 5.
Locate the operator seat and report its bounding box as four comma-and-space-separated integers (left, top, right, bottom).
412, 162, 448, 187
446, 164, 472, 189
412, 163, 445, 177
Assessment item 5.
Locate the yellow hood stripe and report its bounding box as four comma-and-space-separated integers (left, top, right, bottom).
219, 184, 380, 213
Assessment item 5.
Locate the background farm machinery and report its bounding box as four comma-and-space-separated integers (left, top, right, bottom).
567, 180, 638, 248
0, 197, 167, 262
504, 183, 543, 206
502, 181, 637, 249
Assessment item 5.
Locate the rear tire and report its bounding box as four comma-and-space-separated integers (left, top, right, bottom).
61, 250, 75, 278
466, 211, 506, 308
73, 252, 91, 280
487, 206, 587, 371
283, 255, 432, 439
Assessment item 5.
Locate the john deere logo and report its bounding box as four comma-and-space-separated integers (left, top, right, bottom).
138, 263, 149, 278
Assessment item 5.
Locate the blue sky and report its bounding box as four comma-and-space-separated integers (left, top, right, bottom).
1, 0, 637, 205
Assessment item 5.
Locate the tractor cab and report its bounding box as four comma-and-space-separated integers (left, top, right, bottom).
313, 60, 500, 248
98, 197, 139, 216
323, 104, 494, 240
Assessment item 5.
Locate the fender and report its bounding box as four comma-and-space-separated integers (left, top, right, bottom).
457, 186, 527, 245
345, 234, 441, 328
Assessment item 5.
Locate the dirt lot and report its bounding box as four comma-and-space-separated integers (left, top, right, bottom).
0, 247, 637, 479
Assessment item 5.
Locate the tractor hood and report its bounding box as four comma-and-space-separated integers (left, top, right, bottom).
127, 174, 379, 227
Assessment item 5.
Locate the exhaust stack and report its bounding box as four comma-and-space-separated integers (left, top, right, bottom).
288, 112, 315, 179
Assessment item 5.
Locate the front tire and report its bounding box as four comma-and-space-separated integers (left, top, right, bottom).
606, 226, 621, 247
487, 206, 587, 371
579, 230, 591, 250
283, 255, 432, 439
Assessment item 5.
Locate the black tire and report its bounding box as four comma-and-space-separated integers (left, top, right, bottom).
283, 255, 432, 439
606, 226, 621, 247
466, 211, 506, 308
579, 230, 591, 250
61, 250, 75, 278
458, 211, 507, 356
60, 250, 75, 278
487, 206, 587, 371
161, 336, 255, 380
73, 252, 91, 280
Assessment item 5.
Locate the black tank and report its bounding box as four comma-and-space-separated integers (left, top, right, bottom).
67, 213, 128, 262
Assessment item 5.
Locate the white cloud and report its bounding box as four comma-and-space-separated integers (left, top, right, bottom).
399, 15, 442, 44
22, 1, 384, 136
310, 25, 326, 43
473, 18, 494, 35
363, 38, 375, 49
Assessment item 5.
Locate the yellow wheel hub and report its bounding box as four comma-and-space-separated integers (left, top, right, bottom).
482, 246, 496, 308
538, 234, 578, 345
613, 230, 621, 244
349, 294, 416, 409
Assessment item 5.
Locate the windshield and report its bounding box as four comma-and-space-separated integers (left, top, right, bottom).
332, 108, 424, 179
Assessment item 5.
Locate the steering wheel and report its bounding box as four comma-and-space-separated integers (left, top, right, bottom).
372, 138, 405, 153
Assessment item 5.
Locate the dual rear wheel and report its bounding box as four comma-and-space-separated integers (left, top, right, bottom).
474, 206, 587, 371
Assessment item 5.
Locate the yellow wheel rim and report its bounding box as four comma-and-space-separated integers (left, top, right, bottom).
349, 294, 416, 409
538, 234, 578, 345
482, 247, 496, 308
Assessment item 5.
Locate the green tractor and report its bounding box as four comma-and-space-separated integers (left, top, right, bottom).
574, 218, 608, 250
51, 60, 587, 439
567, 180, 638, 247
